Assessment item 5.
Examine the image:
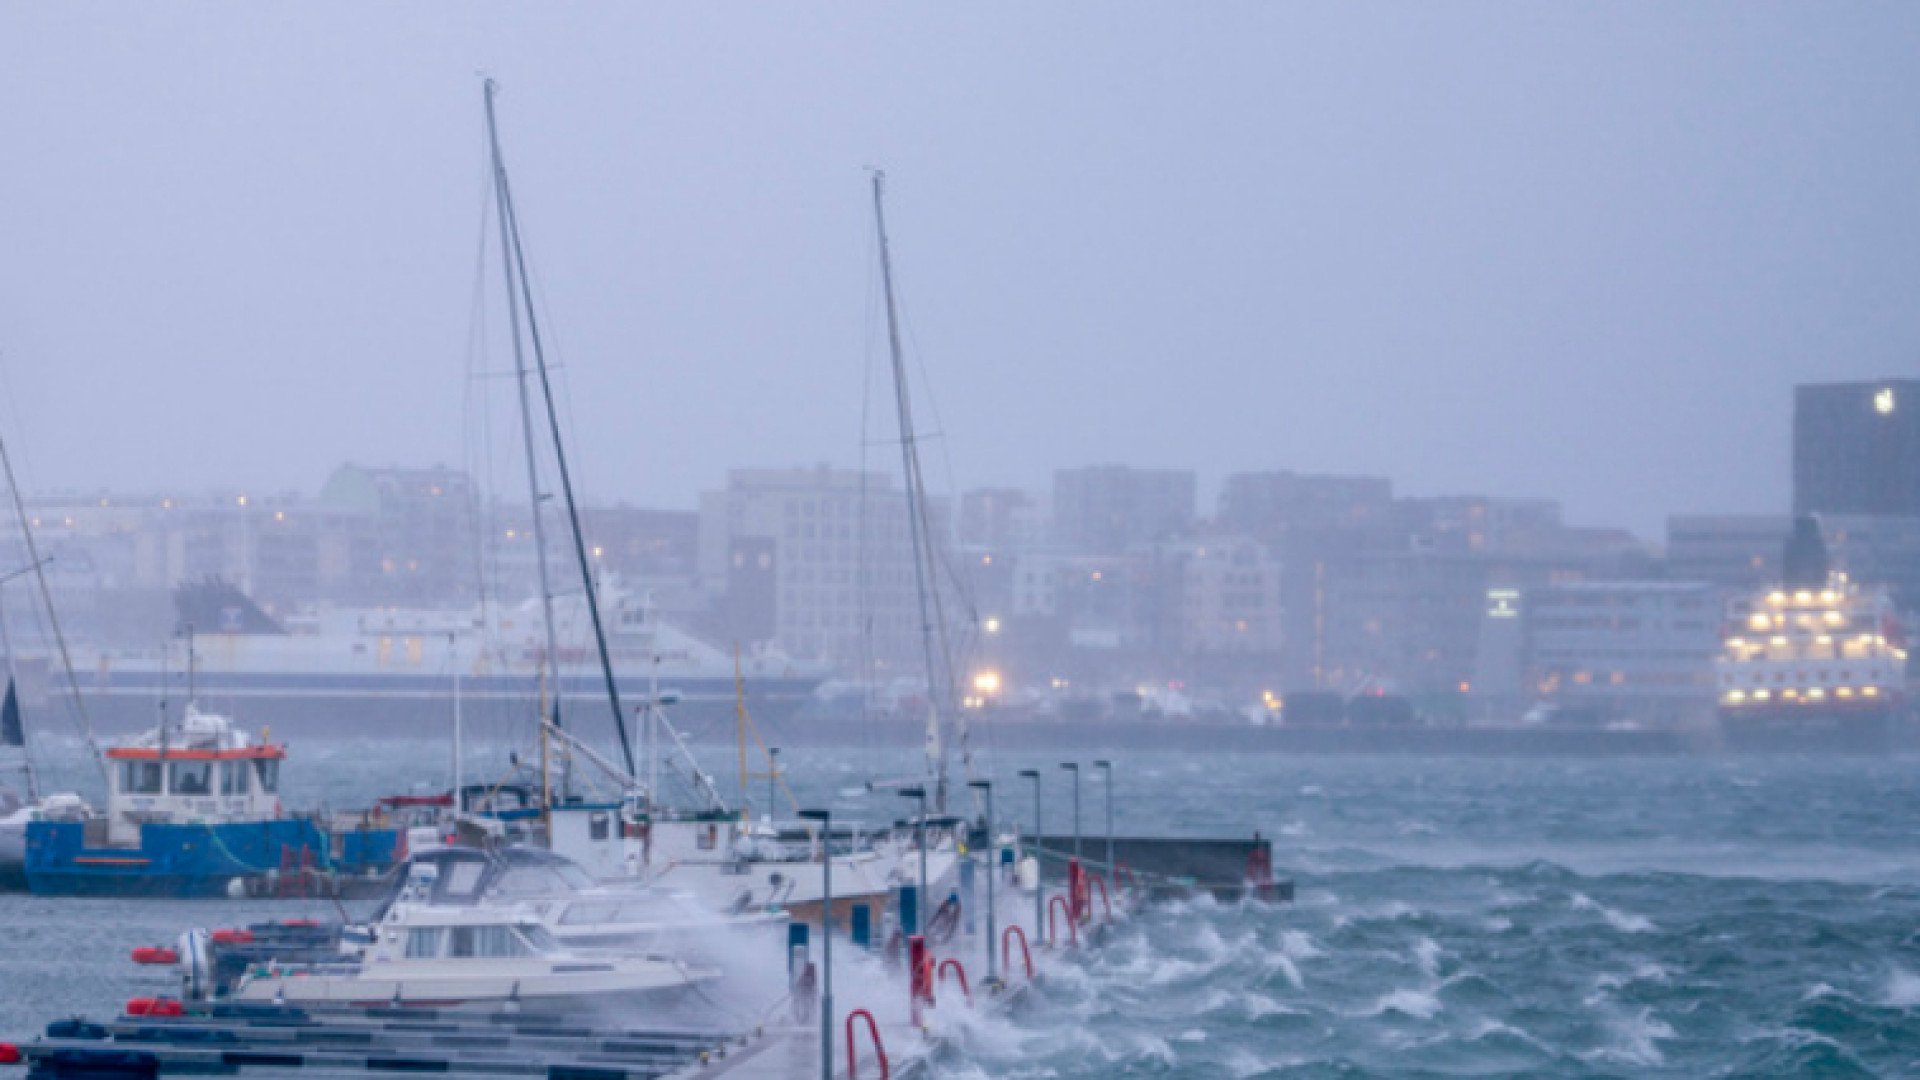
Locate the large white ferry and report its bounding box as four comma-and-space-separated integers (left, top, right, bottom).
63, 580, 827, 738
1715, 520, 1911, 752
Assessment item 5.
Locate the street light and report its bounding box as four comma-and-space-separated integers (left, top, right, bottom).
1018, 768, 1043, 944
1059, 762, 1081, 861
1094, 759, 1114, 876
796, 808, 833, 1080
967, 779, 996, 983
898, 785, 929, 933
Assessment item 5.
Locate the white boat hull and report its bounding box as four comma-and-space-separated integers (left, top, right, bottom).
233, 956, 713, 1008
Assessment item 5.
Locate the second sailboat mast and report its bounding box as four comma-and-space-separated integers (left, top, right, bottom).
870, 171, 960, 813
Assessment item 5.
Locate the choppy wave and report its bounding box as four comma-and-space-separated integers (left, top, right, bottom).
925, 752, 1920, 1078
11, 742, 1920, 1078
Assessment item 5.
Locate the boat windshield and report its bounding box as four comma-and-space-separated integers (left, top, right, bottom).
519, 923, 561, 954
448, 924, 532, 958
494, 862, 594, 895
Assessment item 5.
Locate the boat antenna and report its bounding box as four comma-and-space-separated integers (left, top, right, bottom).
184, 622, 196, 706
0, 423, 106, 786
158, 627, 169, 746
450, 630, 464, 805
482, 79, 637, 779
869, 170, 962, 812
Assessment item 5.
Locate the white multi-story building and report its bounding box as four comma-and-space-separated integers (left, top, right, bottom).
697, 466, 945, 670
1173, 536, 1283, 655
1523, 581, 1720, 726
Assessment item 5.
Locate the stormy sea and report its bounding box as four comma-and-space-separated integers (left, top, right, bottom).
4, 736, 1919, 1078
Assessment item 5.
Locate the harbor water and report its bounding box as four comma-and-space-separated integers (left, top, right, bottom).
5, 736, 1920, 1077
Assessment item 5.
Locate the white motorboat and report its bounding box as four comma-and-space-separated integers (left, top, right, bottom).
225, 901, 715, 1009
393, 844, 784, 959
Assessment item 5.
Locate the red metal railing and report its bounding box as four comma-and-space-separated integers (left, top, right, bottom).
845, 1008, 889, 1079
1089, 874, 1112, 920
1002, 924, 1034, 980
1048, 894, 1078, 946
907, 934, 933, 1024
937, 958, 972, 1003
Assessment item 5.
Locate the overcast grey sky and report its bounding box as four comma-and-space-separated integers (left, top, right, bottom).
0, 5, 1914, 539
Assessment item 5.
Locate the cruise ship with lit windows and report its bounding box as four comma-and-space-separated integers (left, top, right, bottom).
1716, 517, 1912, 752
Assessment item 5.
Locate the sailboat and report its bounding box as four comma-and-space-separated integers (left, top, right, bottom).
868, 169, 972, 813
459, 88, 964, 930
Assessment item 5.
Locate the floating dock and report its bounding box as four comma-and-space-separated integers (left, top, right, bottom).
1027, 832, 1291, 901
4, 831, 1286, 1078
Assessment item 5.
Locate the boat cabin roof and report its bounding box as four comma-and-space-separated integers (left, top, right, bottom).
106, 703, 283, 761
378, 844, 599, 915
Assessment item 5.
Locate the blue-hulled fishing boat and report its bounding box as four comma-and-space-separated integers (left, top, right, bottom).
24, 704, 401, 897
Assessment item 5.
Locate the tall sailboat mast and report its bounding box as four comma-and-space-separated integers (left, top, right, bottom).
481, 80, 638, 779
869, 171, 964, 812
483, 81, 566, 755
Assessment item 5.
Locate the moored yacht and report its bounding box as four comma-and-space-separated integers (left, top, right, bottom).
390, 844, 784, 959
224, 901, 714, 1009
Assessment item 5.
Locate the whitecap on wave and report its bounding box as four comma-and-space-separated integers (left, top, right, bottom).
1882, 967, 1920, 1007
1570, 891, 1656, 933
1580, 1006, 1675, 1068
1356, 987, 1443, 1020
1410, 936, 1443, 978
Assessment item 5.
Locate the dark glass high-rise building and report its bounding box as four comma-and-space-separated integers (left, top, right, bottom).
1793, 379, 1920, 516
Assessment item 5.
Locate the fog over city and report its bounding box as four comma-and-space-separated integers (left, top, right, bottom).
2, 6, 1916, 538
7, 10, 1920, 1080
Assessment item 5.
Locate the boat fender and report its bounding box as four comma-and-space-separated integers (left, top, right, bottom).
0, 1044, 18, 1065
130, 946, 179, 966
177, 931, 212, 1002
1016, 856, 1040, 892
789, 961, 817, 1024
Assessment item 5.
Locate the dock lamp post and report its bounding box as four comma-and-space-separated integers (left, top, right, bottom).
1094, 759, 1114, 876
796, 808, 833, 1080
898, 785, 929, 927
1019, 769, 1043, 943
1059, 762, 1082, 861
968, 779, 996, 982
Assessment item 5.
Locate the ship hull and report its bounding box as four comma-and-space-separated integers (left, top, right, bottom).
1715, 703, 1911, 754
53, 670, 823, 740
24, 819, 400, 897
